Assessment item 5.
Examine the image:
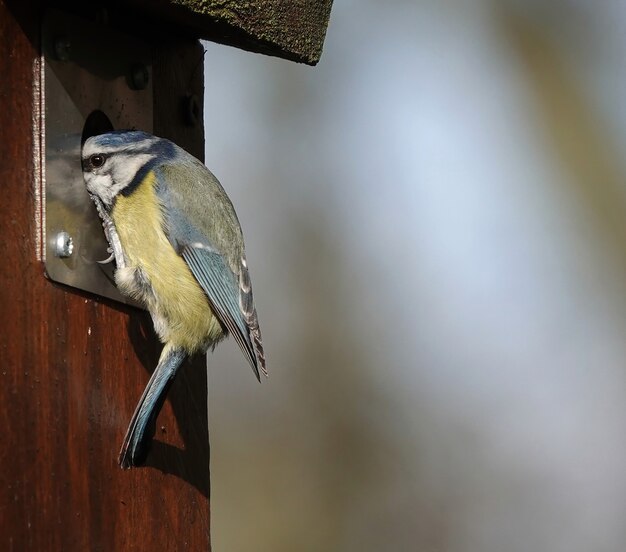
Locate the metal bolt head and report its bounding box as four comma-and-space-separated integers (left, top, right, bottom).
54, 36, 71, 61
54, 231, 74, 258
130, 63, 150, 90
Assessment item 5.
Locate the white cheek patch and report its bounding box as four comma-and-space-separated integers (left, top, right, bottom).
85, 173, 115, 205
83, 152, 156, 206
110, 153, 156, 194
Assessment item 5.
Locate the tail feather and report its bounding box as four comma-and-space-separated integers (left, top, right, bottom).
119, 345, 187, 469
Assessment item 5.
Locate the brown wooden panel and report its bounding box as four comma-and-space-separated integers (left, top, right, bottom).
45, 0, 333, 65
0, 2, 210, 549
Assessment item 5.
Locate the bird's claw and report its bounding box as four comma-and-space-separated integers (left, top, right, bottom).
97, 248, 115, 264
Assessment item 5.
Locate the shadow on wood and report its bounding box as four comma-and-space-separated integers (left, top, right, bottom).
0, 0, 211, 549
127, 311, 210, 499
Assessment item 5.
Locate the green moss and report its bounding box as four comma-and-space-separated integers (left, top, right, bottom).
166, 0, 333, 64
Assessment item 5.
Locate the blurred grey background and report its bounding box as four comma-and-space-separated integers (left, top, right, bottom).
202, 1, 626, 550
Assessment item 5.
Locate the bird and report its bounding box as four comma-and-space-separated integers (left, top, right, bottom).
81, 130, 266, 469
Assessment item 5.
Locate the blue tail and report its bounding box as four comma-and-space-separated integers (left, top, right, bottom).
119, 345, 187, 468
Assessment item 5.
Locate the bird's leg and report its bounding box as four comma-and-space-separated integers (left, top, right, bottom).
90, 194, 126, 268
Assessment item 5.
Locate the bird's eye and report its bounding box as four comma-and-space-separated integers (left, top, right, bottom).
90, 154, 106, 168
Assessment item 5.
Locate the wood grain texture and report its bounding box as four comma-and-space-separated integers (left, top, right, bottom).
43, 0, 332, 64
125, 0, 334, 65
0, 2, 210, 549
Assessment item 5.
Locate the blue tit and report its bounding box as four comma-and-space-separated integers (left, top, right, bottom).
81, 130, 266, 469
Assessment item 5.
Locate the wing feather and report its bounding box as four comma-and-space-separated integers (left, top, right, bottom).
154, 162, 267, 380
182, 245, 265, 380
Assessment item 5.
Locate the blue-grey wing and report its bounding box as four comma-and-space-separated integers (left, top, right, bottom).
154, 161, 266, 380
182, 244, 266, 380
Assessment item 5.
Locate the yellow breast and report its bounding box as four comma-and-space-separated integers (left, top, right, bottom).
111, 170, 224, 352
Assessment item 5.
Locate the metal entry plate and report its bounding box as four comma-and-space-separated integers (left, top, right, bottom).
43, 9, 152, 305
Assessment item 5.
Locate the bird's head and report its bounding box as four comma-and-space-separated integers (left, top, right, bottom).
81, 130, 174, 208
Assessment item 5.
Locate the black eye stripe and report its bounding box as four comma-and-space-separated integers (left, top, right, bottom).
90, 154, 106, 168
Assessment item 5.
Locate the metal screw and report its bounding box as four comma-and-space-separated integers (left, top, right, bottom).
130, 63, 149, 90
54, 232, 74, 258
54, 36, 71, 61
